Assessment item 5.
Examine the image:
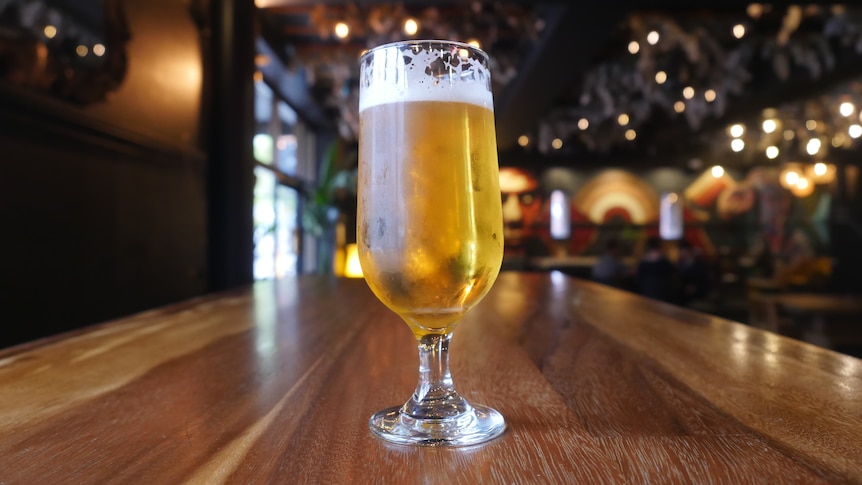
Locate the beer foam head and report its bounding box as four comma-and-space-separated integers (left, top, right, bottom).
359, 41, 493, 112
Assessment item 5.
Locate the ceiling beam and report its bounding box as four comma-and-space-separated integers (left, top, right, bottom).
494, 4, 628, 150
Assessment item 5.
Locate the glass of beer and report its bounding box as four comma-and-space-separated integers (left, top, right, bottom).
357, 40, 505, 446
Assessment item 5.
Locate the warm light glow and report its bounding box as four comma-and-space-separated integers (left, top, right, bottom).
578, 118, 589, 130
791, 176, 814, 197
850, 124, 862, 139
617, 113, 630, 125
733, 24, 746, 39
628, 41, 640, 54
647, 30, 660, 45
747, 4, 764, 18
731, 138, 745, 152
781, 165, 801, 189
43, 25, 57, 39
833, 134, 846, 147
625, 129, 637, 140
805, 119, 818, 130
92, 43, 106, 56
655, 71, 667, 84
517, 135, 529, 147
806, 138, 821, 155
673, 101, 685, 113
682, 86, 695, 99
466, 38, 481, 48
711, 165, 725, 178
344, 244, 364, 278
334, 22, 350, 39
764, 146, 778, 159
729, 123, 744, 138
840, 101, 855, 117
762, 119, 777, 133
784, 129, 795, 141
403, 18, 419, 36
704, 89, 716, 102
551, 138, 563, 150
807, 162, 837, 184
76, 45, 88, 57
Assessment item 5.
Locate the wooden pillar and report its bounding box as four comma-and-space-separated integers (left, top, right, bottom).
205, 0, 256, 291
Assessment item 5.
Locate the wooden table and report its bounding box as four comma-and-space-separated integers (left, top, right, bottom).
1, 272, 861, 483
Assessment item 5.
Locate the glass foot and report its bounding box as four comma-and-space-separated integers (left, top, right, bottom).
369, 403, 505, 447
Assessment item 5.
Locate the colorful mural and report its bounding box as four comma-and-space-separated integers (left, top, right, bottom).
499, 165, 833, 276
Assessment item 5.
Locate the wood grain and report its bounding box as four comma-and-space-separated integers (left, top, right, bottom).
0, 273, 860, 483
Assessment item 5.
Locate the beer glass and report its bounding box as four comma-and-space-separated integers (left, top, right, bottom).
357, 40, 505, 446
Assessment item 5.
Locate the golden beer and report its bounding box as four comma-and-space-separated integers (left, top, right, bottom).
357, 99, 503, 338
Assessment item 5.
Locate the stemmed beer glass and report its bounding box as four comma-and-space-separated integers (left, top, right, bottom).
357, 40, 506, 446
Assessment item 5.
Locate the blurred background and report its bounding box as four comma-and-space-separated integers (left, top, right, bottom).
2, 0, 861, 353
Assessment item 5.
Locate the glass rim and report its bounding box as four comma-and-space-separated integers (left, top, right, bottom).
360, 39, 489, 62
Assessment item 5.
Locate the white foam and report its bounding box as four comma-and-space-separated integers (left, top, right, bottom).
359, 43, 493, 112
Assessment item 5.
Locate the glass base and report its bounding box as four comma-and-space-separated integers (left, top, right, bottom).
369, 404, 505, 447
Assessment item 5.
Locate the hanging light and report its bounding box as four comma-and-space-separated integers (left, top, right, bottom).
625, 129, 637, 140
551, 138, 563, 150
790, 176, 815, 197
704, 89, 717, 102
779, 163, 804, 190
731, 139, 745, 152
765, 146, 779, 159
655, 71, 667, 84
806, 162, 837, 184
647, 30, 660, 45
578, 118, 589, 130
849, 124, 862, 139
517, 135, 530, 147
617, 113, 630, 126
840, 101, 855, 117
729, 124, 745, 138
334, 22, 350, 39
403, 18, 419, 36
732, 24, 746, 39
682, 86, 695, 99
762, 119, 777, 134
806, 138, 822, 156
628, 41, 640, 54
673, 101, 685, 113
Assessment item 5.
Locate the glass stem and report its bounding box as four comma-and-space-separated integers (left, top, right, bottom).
402, 333, 471, 420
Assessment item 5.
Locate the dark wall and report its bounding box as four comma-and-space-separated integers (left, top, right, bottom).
0, 0, 212, 347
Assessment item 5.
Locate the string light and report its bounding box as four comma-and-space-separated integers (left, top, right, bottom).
43, 25, 57, 39
682, 86, 695, 99
93, 44, 106, 56
655, 71, 667, 84
732, 24, 746, 39
783, 129, 795, 141
617, 113, 630, 126
806, 138, 821, 155
625, 129, 637, 140
762, 119, 777, 133
647, 31, 660, 45
578, 118, 589, 130
552, 138, 563, 150
517, 135, 529, 147
805, 119, 818, 130
729, 124, 744, 138
731, 139, 745, 152
704, 89, 716, 102
334, 22, 349, 39
765, 146, 779, 159
711, 165, 725, 178
673, 101, 685, 113
840, 101, 855, 117
403, 18, 419, 36
628, 41, 640, 54
849, 124, 862, 138
76, 45, 88, 57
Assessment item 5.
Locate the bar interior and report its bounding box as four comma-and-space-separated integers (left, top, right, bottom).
1, 0, 861, 482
